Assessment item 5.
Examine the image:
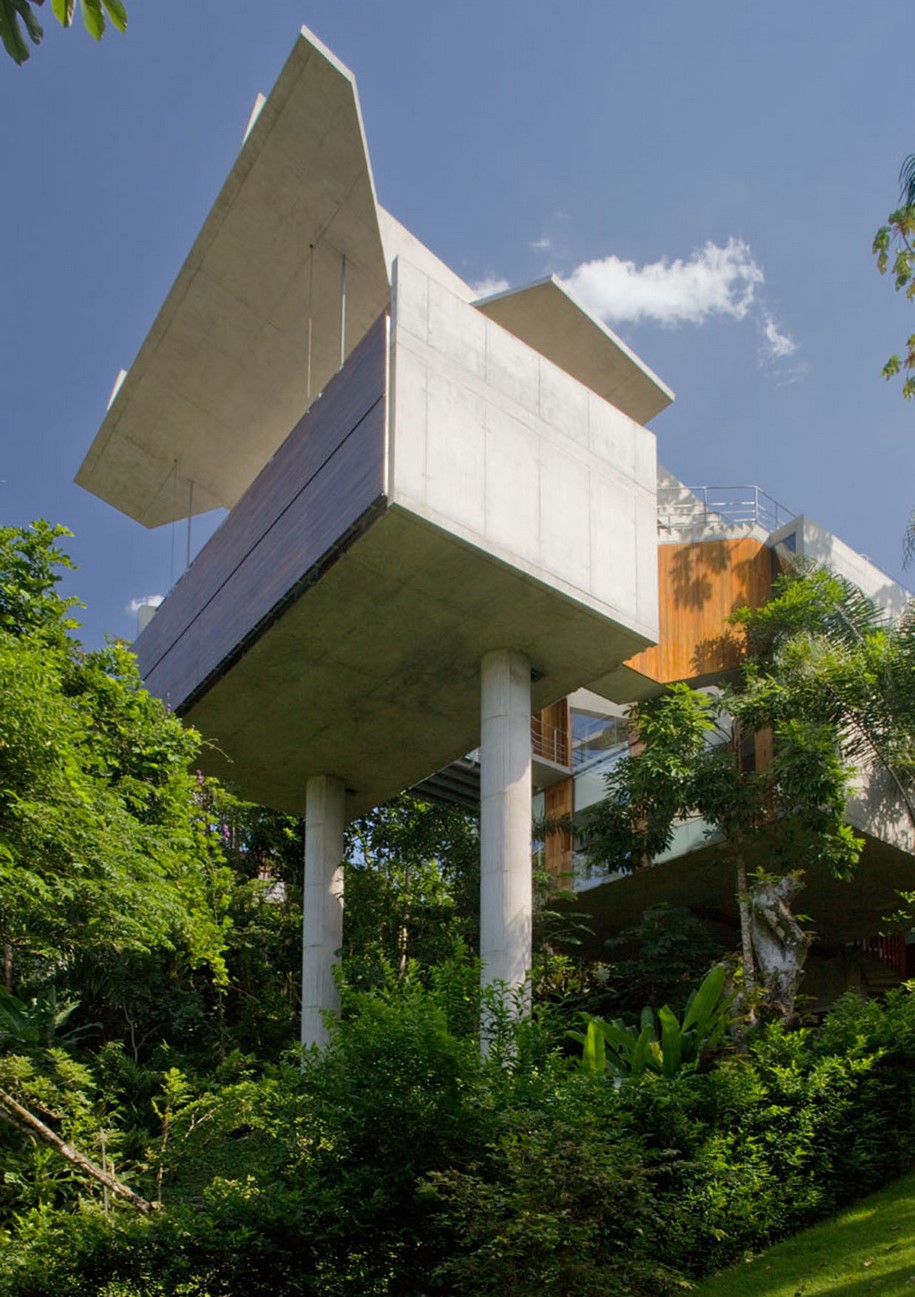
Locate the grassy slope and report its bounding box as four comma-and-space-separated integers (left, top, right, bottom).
694, 1170, 915, 1297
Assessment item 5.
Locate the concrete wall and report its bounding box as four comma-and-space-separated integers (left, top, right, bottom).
847, 764, 915, 857
389, 257, 658, 647
378, 206, 475, 303
769, 516, 911, 619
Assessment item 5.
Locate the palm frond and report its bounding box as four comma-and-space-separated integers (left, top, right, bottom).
904, 508, 915, 569
900, 154, 915, 207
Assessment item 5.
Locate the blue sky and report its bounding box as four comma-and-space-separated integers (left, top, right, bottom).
2, 0, 913, 646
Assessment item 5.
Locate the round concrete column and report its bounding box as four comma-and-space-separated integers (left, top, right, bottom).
301, 774, 346, 1048
480, 649, 532, 1003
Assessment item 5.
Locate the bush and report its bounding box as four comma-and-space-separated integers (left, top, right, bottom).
424, 1079, 683, 1296
6, 984, 915, 1295
614, 990, 915, 1277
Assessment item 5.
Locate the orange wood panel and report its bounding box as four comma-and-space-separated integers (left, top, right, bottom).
543, 777, 574, 884
754, 727, 774, 773
533, 698, 571, 766
626, 537, 776, 686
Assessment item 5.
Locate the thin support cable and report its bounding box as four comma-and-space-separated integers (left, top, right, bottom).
307, 243, 314, 400
339, 252, 347, 370
185, 479, 194, 571
168, 459, 178, 590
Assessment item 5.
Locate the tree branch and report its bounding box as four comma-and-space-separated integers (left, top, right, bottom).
0, 1085, 156, 1214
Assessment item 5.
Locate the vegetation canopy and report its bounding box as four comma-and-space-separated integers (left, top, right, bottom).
0, 0, 126, 66
2, 529, 915, 1295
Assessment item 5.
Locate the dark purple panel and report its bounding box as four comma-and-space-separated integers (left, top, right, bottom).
137, 313, 387, 708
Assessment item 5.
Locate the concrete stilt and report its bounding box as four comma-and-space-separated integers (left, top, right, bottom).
301, 774, 346, 1048
480, 648, 532, 1011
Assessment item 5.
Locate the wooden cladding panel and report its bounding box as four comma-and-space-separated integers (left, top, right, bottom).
532, 697, 571, 766
137, 314, 388, 709
626, 537, 776, 685
544, 777, 574, 884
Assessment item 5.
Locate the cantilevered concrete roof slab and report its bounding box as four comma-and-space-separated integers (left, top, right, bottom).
76, 27, 389, 527
474, 277, 674, 426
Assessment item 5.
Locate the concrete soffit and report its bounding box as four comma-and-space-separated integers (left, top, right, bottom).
75, 26, 389, 528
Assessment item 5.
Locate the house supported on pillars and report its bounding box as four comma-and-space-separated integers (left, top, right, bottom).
76, 29, 915, 1032
75, 29, 672, 1046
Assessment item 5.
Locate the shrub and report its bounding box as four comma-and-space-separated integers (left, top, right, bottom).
6, 985, 915, 1294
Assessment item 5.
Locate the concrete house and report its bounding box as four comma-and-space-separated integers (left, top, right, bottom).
76, 29, 915, 1036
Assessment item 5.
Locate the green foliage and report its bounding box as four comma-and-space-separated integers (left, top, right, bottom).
0, 1047, 106, 1216
0, 0, 126, 65
585, 677, 860, 883
734, 564, 915, 823
0, 986, 87, 1050
425, 1110, 683, 1297
0, 522, 79, 646
5, 983, 915, 1293
571, 964, 735, 1080
873, 154, 915, 400
342, 794, 479, 988
614, 988, 915, 1276
602, 904, 725, 1019
0, 631, 232, 979
584, 569, 889, 1023
0, 524, 232, 996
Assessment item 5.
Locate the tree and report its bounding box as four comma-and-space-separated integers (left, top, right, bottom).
0, 0, 126, 67
586, 568, 882, 1022
584, 610, 863, 1024
0, 522, 232, 995
873, 154, 915, 402
737, 563, 915, 831
342, 794, 480, 987
873, 155, 915, 562
0, 521, 240, 1216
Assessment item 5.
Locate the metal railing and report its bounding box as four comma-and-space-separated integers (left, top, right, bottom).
531, 718, 570, 767
658, 484, 794, 536
860, 934, 908, 979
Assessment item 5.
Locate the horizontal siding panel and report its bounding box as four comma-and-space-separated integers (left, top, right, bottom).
138, 314, 388, 708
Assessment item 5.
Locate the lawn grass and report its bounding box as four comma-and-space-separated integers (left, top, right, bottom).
693, 1169, 915, 1297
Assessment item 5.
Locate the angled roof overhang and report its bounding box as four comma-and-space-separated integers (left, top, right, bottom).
474, 276, 674, 425
76, 27, 389, 527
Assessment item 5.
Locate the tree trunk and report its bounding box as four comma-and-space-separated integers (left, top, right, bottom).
734, 846, 757, 1028
746, 873, 812, 1024
0, 1086, 156, 1213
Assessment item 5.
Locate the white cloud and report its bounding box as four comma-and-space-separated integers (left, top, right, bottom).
468, 236, 803, 387
561, 237, 764, 327
761, 311, 798, 359
756, 309, 807, 384
529, 236, 552, 251
470, 276, 510, 300
128, 594, 164, 615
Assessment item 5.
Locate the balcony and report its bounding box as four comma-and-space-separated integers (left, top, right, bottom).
658, 483, 793, 536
